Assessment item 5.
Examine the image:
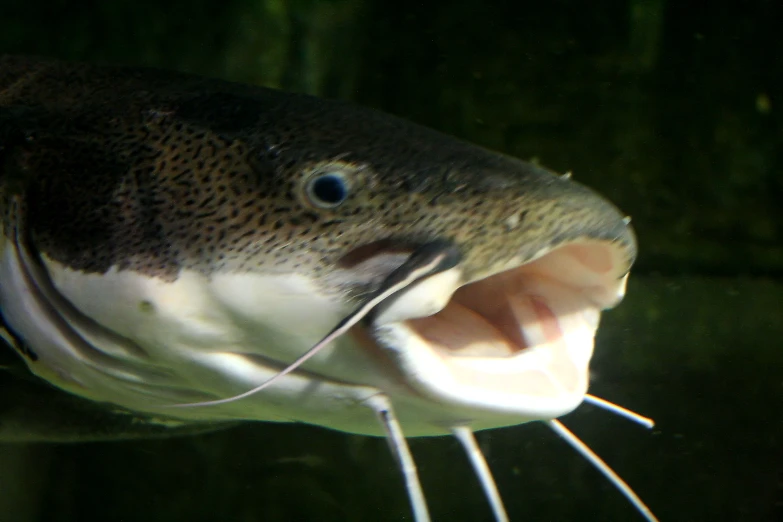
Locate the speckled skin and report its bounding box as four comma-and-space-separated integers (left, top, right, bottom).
0, 55, 634, 291
0, 56, 636, 440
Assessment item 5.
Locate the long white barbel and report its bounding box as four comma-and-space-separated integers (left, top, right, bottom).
367, 394, 431, 522
547, 419, 659, 522
452, 426, 509, 522
166, 242, 460, 409
584, 393, 655, 429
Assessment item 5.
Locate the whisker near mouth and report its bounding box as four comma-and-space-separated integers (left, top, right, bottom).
163, 241, 461, 409
367, 394, 431, 522
584, 393, 655, 429
547, 419, 659, 522
452, 426, 509, 522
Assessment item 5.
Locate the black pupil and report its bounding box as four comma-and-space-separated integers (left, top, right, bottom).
311, 175, 347, 205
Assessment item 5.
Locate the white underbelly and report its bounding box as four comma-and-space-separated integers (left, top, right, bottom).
0, 232, 516, 436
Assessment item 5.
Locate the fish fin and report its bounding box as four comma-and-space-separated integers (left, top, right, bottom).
0, 331, 22, 371
0, 311, 36, 370
0, 367, 233, 442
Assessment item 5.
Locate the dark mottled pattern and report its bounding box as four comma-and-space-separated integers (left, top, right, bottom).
0, 55, 635, 291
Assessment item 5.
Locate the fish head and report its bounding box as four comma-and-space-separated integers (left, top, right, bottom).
232, 94, 637, 433
0, 58, 635, 437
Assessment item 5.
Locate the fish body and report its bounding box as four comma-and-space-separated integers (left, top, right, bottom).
0, 56, 646, 520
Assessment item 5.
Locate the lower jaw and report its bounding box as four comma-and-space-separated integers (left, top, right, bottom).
359, 319, 591, 428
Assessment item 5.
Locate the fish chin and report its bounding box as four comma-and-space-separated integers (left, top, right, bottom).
367, 240, 630, 425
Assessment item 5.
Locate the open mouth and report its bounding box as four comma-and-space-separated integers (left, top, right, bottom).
367, 241, 631, 421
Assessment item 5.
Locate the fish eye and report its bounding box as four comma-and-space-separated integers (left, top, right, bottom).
306, 172, 349, 208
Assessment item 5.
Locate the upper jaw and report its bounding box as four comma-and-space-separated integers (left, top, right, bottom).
363, 238, 632, 424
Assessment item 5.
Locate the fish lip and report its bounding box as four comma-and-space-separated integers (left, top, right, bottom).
361, 237, 633, 424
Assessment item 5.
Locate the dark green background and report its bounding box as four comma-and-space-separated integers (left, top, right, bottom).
0, 1, 781, 521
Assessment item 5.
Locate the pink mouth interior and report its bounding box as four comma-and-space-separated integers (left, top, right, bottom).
402, 242, 620, 359
406, 268, 563, 358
